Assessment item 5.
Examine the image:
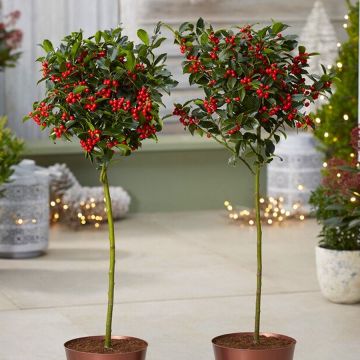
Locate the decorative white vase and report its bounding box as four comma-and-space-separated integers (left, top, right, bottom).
0, 160, 49, 258
267, 132, 323, 213
316, 246, 360, 304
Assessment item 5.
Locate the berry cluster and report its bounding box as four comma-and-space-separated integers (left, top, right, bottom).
256, 84, 270, 99
203, 97, 218, 114
131, 87, 153, 122
53, 125, 66, 138
66, 92, 82, 104
173, 106, 198, 127
109, 97, 131, 112
80, 129, 102, 152
224, 69, 237, 78
28, 102, 51, 126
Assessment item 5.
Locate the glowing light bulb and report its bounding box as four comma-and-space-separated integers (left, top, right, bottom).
268, 219, 273, 225
315, 117, 321, 124
337, 173, 341, 178
95, 223, 100, 228
17, 219, 23, 225
299, 215, 305, 221
56, 198, 61, 203
327, 64, 332, 70
350, 197, 356, 202
323, 162, 328, 168
63, 204, 69, 210
233, 214, 239, 220
324, 132, 329, 138
297, 184, 304, 191
343, 114, 349, 120
32, 219, 37, 224
249, 220, 254, 226
285, 211, 291, 217
350, 153, 355, 158
227, 205, 233, 211
224, 201, 230, 206
259, 198, 265, 203
50, 201, 56, 207
343, 23, 348, 29
337, 42, 341, 48
54, 213, 59, 219
344, 14, 349, 20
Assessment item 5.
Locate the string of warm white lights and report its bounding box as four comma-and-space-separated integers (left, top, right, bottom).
50, 196, 106, 228
224, 196, 306, 226
318, 12, 351, 141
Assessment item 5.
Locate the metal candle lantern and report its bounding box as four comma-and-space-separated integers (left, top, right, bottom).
0, 160, 49, 258
267, 132, 323, 213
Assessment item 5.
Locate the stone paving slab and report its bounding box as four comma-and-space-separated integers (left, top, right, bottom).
0, 211, 359, 360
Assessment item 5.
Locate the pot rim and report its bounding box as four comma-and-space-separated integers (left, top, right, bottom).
316, 245, 360, 253
64, 335, 148, 356
212, 332, 296, 352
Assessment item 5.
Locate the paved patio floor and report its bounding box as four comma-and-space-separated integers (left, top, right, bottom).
0, 211, 359, 360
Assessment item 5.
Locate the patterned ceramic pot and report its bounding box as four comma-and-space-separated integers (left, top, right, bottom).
316, 246, 360, 304
0, 160, 49, 258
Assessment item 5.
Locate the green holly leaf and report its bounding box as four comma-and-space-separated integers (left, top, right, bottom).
137, 29, 150, 45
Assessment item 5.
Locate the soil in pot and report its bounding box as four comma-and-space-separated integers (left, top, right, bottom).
213, 333, 294, 350
66, 337, 147, 354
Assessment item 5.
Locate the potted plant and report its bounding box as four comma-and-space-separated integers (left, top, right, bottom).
170, 19, 333, 360
310, 127, 360, 304
25, 25, 176, 359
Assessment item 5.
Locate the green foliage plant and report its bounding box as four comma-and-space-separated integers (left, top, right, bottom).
0, 116, 24, 189
314, 1, 359, 159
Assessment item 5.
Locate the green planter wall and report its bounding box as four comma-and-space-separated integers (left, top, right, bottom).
25, 136, 265, 213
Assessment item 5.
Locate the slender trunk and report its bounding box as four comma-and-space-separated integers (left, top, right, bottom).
100, 165, 116, 349
253, 163, 262, 344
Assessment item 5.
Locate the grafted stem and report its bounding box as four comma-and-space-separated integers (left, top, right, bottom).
253, 163, 262, 344
100, 164, 116, 349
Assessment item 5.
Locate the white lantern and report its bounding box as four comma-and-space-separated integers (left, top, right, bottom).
267, 133, 323, 214
0, 160, 49, 258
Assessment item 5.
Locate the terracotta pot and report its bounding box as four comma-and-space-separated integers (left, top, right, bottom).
64, 336, 147, 360
316, 246, 360, 304
212, 332, 296, 360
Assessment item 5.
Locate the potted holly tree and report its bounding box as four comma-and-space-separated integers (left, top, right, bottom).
25, 25, 176, 359
171, 19, 333, 360
310, 127, 360, 304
